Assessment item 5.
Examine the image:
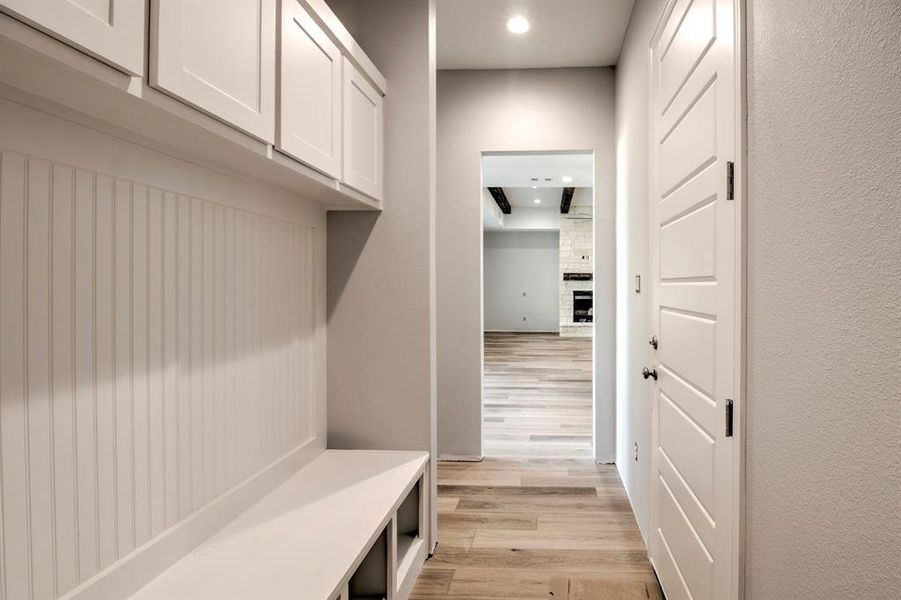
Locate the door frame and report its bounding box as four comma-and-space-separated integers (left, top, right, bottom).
646, 0, 747, 596
478, 149, 607, 463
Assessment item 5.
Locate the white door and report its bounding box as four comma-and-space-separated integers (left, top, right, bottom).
342, 57, 383, 201
648, 0, 740, 599
0, 0, 145, 74
278, 0, 342, 179
150, 0, 276, 142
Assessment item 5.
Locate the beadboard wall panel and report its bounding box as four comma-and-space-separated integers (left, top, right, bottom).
0, 100, 325, 600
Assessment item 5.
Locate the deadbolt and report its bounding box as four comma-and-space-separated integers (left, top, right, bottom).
649, 336, 658, 349
642, 367, 658, 381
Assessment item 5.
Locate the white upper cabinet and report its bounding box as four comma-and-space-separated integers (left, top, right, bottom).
278, 0, 342, 179
150, 0, 276, 143
0, 0, 145, 74
342, 57, 383, 201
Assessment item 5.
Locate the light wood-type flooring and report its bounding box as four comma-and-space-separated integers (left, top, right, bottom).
409, 459, 661, 599
483, 332, 593, 459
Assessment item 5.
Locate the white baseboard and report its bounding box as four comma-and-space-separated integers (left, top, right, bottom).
595, 454, 616, 465
438, 454, 484, 462
62, 439, 324, 600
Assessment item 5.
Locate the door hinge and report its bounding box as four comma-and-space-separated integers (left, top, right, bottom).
726, 161, 735, 200
725, 399, 734, 437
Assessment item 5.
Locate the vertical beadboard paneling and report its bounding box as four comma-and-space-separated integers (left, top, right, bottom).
94, 174, 117, 570
147, 189, 165, 538
1, 151, 30, 600
0, 150, 318, 600
132, 184, 150, 548
26, 157, 56, 600
161, 192, 179, 528
73, 169, 98, 581
113, 179, 134, 557
51, 163, 78, 594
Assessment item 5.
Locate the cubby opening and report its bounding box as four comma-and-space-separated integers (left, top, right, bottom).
395, 478, 423, 587
348, 527, 389, 600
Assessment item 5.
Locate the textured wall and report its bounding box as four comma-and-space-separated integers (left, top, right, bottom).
0, 99, 327, 600
745, 0, 901, 597
437, 67, 616, 461
613, 0, 664, 539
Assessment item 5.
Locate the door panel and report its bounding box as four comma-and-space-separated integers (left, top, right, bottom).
649, 0, 738, 598
659, 83, 717, 196
1, 0, 145, 74
151, 0, 276, 142
658, 0, 716, 110
660, 200, 717, 279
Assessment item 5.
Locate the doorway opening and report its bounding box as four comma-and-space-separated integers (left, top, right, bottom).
481, 151, 595, 459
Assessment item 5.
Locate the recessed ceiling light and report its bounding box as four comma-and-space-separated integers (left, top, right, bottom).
533, 198, 541, 204
531, 185, 538, 189
562, 175, 573, 183
506, 15, 530, 34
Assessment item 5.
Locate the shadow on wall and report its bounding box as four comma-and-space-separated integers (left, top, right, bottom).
326, 211, 380, 320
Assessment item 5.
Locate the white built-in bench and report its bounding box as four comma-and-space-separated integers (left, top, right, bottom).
128, 450, 429, 600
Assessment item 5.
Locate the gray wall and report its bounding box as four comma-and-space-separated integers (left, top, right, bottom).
745, 0, 901, 597
613, 0, 663, 541
437, 68, 616, 460
325, 0, 438, 544
483, 231, 560, 332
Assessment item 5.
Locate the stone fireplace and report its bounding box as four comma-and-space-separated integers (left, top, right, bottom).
559, 207, 593, 337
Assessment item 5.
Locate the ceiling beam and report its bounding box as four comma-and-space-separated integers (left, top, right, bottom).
487, 187, 512, 214
560, 187, 575, 213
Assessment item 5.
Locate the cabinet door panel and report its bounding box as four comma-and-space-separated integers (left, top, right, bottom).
1, 0, 145, 74
342, 57, 383, 201
278, 0, 342, 179
151, 0, 276, 142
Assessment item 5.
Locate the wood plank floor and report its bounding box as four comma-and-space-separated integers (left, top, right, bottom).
410, 459, 662, 600
483, 332, 593, 459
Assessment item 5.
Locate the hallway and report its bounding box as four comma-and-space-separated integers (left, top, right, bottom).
483, 333, 593, 459
410, 459, 661, 599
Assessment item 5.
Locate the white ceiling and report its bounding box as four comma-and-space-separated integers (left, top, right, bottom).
482, 152, 593, 188
436, 0, 635, 70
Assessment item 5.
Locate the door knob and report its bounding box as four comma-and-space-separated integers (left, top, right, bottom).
642, 367, 658, 380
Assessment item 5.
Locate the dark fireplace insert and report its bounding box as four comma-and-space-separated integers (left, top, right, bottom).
573, 290, 593, 323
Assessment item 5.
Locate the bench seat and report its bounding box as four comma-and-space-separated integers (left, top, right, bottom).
129, 450, 429, 600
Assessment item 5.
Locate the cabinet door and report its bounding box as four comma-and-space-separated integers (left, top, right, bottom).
150, 0, 276, 143
278, 0, 342, 179
342, 57, 383, 201
0, 0, 145, 74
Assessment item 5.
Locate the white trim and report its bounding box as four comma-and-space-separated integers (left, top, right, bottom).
733, 0, 748, 597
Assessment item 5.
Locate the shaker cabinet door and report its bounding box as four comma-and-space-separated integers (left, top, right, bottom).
1, 0, 145, 74
150, 0, 276, 142
278, 0, 343, 179
342, 57, 383, 201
